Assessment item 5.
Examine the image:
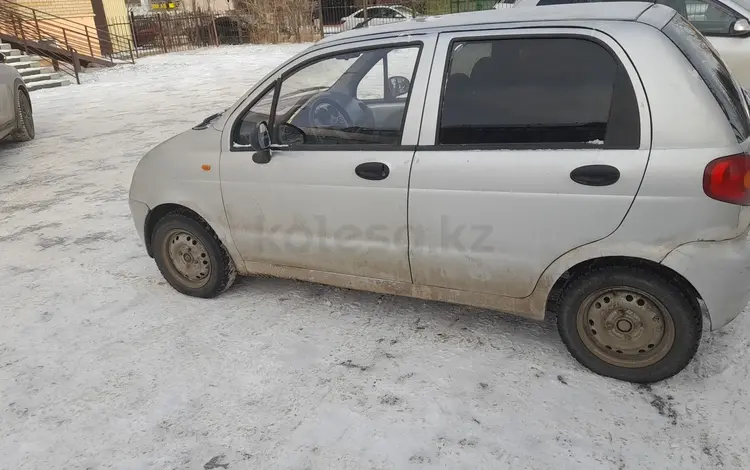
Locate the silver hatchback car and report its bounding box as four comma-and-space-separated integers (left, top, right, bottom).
0, 52, 34, 142
130, 2, 750, 383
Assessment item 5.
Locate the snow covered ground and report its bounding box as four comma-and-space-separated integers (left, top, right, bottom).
1, 44, 750, 470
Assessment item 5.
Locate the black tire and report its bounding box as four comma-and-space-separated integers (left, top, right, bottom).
11, 89, 34, 142
151, 213, 237, 298
557, 266, 701, 383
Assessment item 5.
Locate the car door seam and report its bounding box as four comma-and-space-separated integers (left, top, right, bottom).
407, 34, 439, 284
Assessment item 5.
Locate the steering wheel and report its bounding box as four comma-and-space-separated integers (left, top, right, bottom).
308, 97, 354, 131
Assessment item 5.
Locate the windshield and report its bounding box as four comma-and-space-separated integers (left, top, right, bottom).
393, 6, 415, 16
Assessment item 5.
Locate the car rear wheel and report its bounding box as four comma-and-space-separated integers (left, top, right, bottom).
557, 266, 701, 383
11, 90, 34, 142
152, 213, 237, 298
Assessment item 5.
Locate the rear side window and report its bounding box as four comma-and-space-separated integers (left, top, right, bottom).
438, 37, 640, 148
663, 15, 750, 141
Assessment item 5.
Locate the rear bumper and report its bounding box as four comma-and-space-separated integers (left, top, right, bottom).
661, 232, 750, 330
129, 198, 150, 247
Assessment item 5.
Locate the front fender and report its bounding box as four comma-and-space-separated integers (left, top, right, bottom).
129, 127, 245, 274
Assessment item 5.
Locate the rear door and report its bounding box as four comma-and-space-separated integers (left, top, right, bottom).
408, 28, 652, 298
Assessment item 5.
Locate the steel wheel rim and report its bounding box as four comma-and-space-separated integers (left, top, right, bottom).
161, 229, 211, 288
20, 94, 33, 136
576, 287, 675, 368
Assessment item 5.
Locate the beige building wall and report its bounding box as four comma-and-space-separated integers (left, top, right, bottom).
13, 0, 95, 20
100, 0, 132, 53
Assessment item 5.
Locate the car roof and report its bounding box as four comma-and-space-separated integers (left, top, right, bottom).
319, 2, 654, 45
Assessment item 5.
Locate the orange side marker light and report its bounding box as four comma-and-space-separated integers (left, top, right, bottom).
201, 164, 211, 172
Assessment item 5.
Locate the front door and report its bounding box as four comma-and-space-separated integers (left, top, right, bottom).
408, 29, 652, 298
220, 37, 434, 282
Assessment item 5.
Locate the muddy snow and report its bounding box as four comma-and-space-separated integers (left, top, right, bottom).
1, 45, 749, 470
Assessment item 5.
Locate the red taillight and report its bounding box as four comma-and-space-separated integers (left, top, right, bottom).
703, 153, 750, 205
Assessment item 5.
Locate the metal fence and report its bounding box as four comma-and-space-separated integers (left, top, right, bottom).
105, 0, 499, 58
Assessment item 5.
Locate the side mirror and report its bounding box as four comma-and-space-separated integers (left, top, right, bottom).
0, 53, 5, 63
251, 121, 272, 164
732, 18, 750, 36
388, 75, 410, 97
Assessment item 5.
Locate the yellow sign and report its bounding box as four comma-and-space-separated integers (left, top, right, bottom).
152, 1, 179, 9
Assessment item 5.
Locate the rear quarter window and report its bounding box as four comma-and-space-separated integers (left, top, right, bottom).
663, 15, 750, 141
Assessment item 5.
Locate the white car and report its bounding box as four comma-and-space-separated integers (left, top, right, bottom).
494, 0, 517, 8
514, 0, 750, 87
340, 5, 416, 31
0, 52, 34, 142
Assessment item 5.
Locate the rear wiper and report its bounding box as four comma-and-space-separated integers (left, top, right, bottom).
193, 111, 224, 130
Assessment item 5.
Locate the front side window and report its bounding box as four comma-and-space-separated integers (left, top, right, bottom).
271, 45, 420, 147
357, 47, 420, 100
437, 37, 640, 148
381, 8, 402, 18
232, 85, 275, 147
370, 7, 388, 18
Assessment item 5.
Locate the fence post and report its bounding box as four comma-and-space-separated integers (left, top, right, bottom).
85, 25, 94, 56
32, 9, 41, 40
129, 11, 140, 57
127, 39, 134, 63
210, 13, 219, 47
17, 16, 29, 53
318, 0, 325, 39
11, 13, 19, 38
157, 13, 168, 53
71, 48, 81, 85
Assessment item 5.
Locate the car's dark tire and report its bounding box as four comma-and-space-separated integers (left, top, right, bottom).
151, 213, 237, 298
11, 89, 34, 142
557, 266, 701, 383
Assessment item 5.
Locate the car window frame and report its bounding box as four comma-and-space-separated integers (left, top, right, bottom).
413, 27, 649, 150
430, 32, 642, 150
270, 42, 423, 150
226, 39, 427, 154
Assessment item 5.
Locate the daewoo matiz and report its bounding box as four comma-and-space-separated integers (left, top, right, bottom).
130, 3, 750, 383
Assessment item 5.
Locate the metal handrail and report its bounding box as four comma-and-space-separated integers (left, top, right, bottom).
0, 9, 82, 83
0, 0, 133, 64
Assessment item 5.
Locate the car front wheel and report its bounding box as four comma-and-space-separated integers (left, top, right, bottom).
151, 213, 237, 298
557, 266, 701, 383
11, 90, 34, 142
